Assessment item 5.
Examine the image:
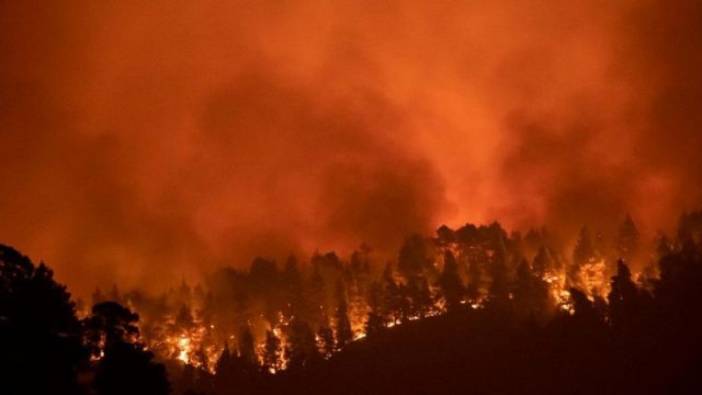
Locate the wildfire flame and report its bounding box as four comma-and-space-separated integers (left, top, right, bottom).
122, 235, 646, 375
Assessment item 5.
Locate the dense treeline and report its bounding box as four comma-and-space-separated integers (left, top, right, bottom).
0, 246, 169, 395
1, 212, 702, 394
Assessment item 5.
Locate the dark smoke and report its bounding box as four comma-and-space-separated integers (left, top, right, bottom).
1, 0, 701, 294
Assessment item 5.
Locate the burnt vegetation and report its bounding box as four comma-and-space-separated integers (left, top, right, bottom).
2, 212, 702, 394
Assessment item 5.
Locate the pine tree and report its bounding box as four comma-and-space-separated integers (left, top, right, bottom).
286, 319, 320, 370
488, 237, 510, 306
398, 234, 431, 278
0, 245, 86, 394
215, 342, 231, 374
193, 346, 209, 372
616, 215, 640, 262
316, 322, 335, 358
365, 282, 385, 336
382, 263, 403, 323
466, 259, 482, 303
94, 341, 170, 395
436, 225, 456, 245
238, 326, 257, 368
568, 288, 605, 325
178, 279, 192, 303
335, 281, 353, 349
263, 330, 281, 373
570, 226, 595, 286
86, 302, 170, 395
404, 275, 430, 317
175, 304, 194, 329
608, 260, 641, 332
439, 250, 464, 311
513, 259, 551, 319
573, 227, 595, 265
532, 246, 553, 278
282, 255, 304, 319
85, 302, 140, 350
305, 264, 326, 326
365, 310, 384, 337
656, 233, 673, 258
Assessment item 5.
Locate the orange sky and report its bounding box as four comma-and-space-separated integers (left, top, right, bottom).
1, 0, 701, 295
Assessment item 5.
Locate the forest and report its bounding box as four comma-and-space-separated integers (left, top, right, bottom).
2, 212, 702, 394
3, 0, 702, 394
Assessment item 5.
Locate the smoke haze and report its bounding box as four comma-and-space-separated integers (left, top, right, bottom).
1, 0, 701, 294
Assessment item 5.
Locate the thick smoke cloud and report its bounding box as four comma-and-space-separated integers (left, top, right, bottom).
493, 0, 702, 236
1, 0, 701, 294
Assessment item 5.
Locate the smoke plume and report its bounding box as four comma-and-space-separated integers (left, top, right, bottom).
1, 0, 701, 294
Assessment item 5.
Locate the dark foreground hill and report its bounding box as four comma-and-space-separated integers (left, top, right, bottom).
266, 307, 701, 395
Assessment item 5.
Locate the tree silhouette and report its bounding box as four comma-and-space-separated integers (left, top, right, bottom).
87, 302, 169, 395
381, 263, 403, 323
286, 318, 320, 370
334, 281, 353, 349
263, 330, 281, 372
175, 304, 195, 329
6, 211, 702, 395
608, 260, 644, 332
406, 275, 432, 318
570, 226, 596, 287
0, 245, 86, 395
213, 343, 234, 392
677, 211, 702, 243
532, 245, 553, 278
487, 238, 510, 307
215, 342, 231, 373
317, 321, 335, 358
398, 234, 431, 278
365, 282, 385, 337
305, 265, 326, 327
365, 309, 384, 338
466, 258, 482, 303
94, 341, 170, 395
439, 251, 464, 311
238, 326, 257, 368
513, 259, 551, 320
282, 255, 304, 319
616, 215, 640, 262
84, 301, 140, 354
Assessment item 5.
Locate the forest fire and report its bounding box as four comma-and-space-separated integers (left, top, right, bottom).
3, 211, 702, 395
83, 216, 654, 376
60, 208, 666, 392
76, 209, 658, 384
2, 1, 702, 394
